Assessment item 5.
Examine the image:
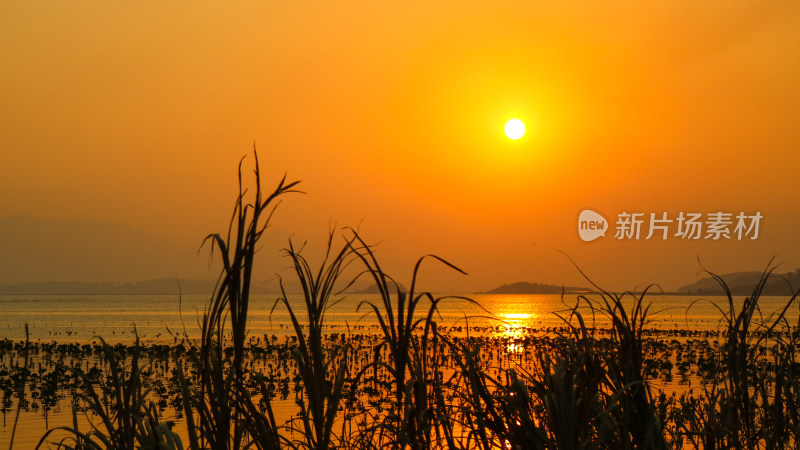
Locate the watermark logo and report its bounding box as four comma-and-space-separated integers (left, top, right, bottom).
578, 210, 762, 241
578, 209, 608, 242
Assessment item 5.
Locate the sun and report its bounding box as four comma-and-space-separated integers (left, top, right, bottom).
504, 118, 525, 140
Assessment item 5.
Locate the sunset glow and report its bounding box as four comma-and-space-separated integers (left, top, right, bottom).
0, 1, 798, 293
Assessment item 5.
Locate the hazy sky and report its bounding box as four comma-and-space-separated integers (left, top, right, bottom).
2, 1, 799, 292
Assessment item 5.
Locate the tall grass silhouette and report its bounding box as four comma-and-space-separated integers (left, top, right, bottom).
346, 232, 475, 449
179, 152, 300, 450
28, 153, 800, 450
273, 232, 355, 450
669, 262, 800, 448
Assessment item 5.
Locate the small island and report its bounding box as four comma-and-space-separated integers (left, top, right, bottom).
481, 281, 589, 295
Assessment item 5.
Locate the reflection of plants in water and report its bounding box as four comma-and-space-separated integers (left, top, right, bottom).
37, 363, 66, 428
1, 381, 13, 427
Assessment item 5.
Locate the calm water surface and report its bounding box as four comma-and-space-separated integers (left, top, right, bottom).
1, 293, 796, 343
1, 293, 798, 448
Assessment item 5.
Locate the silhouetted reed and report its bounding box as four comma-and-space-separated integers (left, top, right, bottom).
177, 151, 300, 450
346, 232, 476, 449
273, 232, 355, 450
666, 262, 800, 449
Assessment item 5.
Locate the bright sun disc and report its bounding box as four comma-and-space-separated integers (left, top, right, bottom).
504, 119, 525, 139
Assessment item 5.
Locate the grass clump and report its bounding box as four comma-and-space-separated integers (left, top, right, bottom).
178, 151, 300, 450
36, 334, 182, 450
274, 232, 355, 450
346, 232, 475, 449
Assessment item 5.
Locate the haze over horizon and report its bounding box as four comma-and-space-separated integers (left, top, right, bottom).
0, 213, 795, 294
2, 2, 799, 293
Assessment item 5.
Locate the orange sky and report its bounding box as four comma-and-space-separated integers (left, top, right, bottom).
2, 1, 799, 292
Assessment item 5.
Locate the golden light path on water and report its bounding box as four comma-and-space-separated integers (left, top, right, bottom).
503, 313, 532, 320
498, 312, 536, 354
2, 293, 783, 343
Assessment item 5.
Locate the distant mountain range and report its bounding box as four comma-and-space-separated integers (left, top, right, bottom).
0, 278, 219, 295
0, 279, 412, 296
351, 282, 407, 294
3, 273, 798, 296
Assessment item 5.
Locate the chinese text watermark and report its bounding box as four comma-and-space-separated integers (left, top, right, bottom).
578, 210, 762, 242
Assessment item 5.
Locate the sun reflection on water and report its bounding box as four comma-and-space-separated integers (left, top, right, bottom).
499, 312, 537, 354
503, 313, 532, 320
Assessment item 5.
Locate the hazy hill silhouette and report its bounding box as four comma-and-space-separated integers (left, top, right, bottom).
0, 214, 209, 284
677, 270, 800, 296
0, 278, 218, 295
483, 271, 800, 296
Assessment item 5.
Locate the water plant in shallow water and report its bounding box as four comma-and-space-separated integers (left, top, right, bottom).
36, 334, 182, 450
273, 232, 356, 450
